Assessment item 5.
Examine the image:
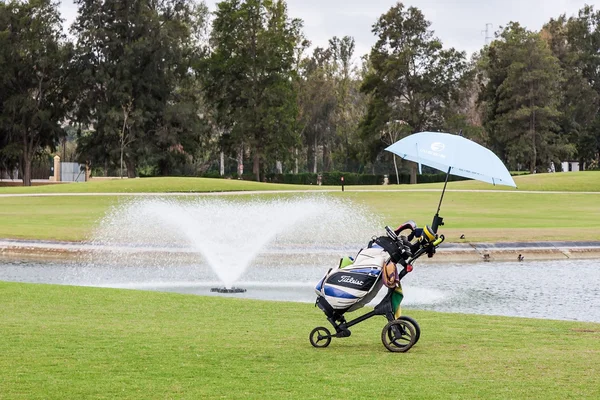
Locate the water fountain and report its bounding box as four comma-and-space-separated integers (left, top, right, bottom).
85, 196, 381, 291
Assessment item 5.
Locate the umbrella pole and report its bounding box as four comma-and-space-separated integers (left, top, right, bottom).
432, 167, 451, 232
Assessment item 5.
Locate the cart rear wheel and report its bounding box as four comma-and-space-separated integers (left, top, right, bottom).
397, 315, 421, 344
381, 320, 416, 352
310, 327, 332, 348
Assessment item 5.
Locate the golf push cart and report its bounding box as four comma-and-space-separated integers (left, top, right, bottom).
310, 221, 444, 353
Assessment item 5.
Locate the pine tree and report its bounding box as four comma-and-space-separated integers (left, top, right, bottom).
204, 0, 304, 181
482, 23, 565, 173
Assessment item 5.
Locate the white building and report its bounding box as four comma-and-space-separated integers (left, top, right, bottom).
561, 161, 580, 172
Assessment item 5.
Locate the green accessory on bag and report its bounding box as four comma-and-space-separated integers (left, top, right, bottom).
339, 256, 354, 269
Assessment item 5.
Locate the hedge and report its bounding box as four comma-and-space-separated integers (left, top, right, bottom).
202, 171, 470, 185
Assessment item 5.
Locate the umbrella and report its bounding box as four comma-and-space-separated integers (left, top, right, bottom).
385, 131, 516, 231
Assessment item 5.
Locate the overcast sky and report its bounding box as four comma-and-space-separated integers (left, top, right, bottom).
58, 0, 595, 60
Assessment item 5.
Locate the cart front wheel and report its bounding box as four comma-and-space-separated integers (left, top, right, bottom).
310, 327, 332, 348
381, 320, 416, 353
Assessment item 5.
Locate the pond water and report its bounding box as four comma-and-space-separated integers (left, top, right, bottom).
1, 257, 599, 323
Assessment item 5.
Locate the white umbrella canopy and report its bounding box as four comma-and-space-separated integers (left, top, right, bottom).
385, 131, 516, 187
385, 131, 516, 231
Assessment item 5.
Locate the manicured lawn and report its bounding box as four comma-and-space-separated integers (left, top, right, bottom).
0, 282, 598, 399
403, 170, 600, 192
0, 196, 117, 241
0, 171, 599, 193
347, 191, 600, 242
0, 177, 320, 194
0, 190, 599, 242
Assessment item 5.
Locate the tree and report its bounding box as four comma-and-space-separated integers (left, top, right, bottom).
0, 131, 20, 179
543, 8, 600, 168
296, 47, 337, 173
382, 119, 411, 184
295, 38, 367, 175
443, 54, 488, 145
541, 15, 600, 168
481, 23, 567, 173
327, 36, 353, 171
0, 0, 73, 186
71, 0, 209, 177
328, 36, 368, 172
204, 0, 304, 181
0, 8, 18, 178
359, 3, 467, 182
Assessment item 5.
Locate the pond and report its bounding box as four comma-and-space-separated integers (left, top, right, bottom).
1, 257, 599, 323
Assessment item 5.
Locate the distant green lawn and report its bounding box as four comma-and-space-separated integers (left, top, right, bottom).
0, 176, 320, 194
0, 190, 598, 242
1, 282, 598, 399
0, 171, 599, 193
0, 196, 115, 241
376, 170, 600, 192
346, 191, 600, 242
0, 172, 599, 242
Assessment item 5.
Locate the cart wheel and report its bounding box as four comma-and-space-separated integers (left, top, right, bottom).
398, 316, 421, 344
381, 320, 416, 353
310, 327, 332, 348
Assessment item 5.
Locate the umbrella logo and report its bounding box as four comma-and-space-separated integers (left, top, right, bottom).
431, 142, 445, 152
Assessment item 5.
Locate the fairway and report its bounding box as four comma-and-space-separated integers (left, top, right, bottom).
0, 196, 121, 241
0, 176, 321, 194
1, 171, 600, 194
346, 191, 600, 242
0, 282, 598, 399
2, 174, 600, 399
0, 189, 599, 242
4, 1, 600, 398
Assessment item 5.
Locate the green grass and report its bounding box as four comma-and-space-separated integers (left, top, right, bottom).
373, 170, 600, 192
348, 191, 600, 242
0, 196, 115, 241
0, 172, 599, 242
1, 171, 599, 193
0, 177, 323, 194
1, 190, 599, 242
0, 281, 598, 399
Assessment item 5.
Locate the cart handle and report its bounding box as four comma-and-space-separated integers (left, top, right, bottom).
404, 234, 445, 265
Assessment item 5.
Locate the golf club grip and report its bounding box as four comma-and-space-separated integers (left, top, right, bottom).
385, 226, 398, 241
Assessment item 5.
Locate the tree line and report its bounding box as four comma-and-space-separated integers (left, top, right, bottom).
1, 0, 599, 186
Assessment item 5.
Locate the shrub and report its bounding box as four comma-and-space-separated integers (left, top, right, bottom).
200, 171, 471, 185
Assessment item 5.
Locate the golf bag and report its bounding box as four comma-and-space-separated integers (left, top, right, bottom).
314, 246, 389, 314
